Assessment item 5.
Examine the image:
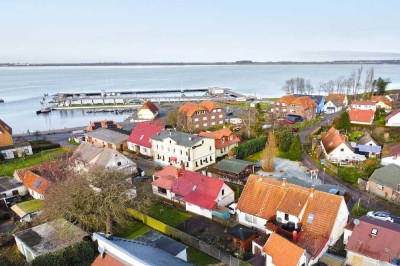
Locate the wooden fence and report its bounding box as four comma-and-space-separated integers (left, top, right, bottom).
127, 209, 249, 266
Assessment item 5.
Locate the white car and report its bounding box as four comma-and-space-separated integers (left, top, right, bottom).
366, 211, 394, 223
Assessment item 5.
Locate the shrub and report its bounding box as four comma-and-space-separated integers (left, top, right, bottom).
278, 130, 293, 152
288, 134, 303, 161
32, 143, 61, 153
235, 136, 267, 159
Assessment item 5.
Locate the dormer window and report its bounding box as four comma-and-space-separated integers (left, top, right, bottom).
371, 228, 378, 236
284, 213, 289, 221
307, 213, 314, 223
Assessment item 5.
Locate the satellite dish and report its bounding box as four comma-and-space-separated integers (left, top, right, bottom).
98, 246, 105, 255
354, 219, 360, 226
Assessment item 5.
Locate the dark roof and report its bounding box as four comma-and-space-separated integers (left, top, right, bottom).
213, 158, 254, 174
356, 133, 376, 146
346, 216, 400, 262
0, 119, 12, 135
294, 94, 324, 105
135, 230, 187, 256
85, 128, 129, 145
369, 164, 400, 190
13, 138, 31, 148
0, 177, 24, 192
227, 224, 257, 241
151, 130, 206, 148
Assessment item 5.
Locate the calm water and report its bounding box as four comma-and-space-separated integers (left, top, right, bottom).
1, 64, 400, 133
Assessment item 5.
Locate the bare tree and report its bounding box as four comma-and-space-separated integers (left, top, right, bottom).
305, 80, 314, 95
364, 67, 375, 98
295, 78, 305, 94
351, 67, 363, 99
335, 76, 345, 94
318, 82, 326, 95
282, 78, 296, 94
324, 80, 335, 94
262, 131, 277, 172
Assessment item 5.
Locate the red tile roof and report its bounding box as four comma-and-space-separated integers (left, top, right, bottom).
385, 109, 400, 122
178, 101, 222, 117
320, 127, 349, 154
153, 166, 224, 210
140, 101, 159, 114
348, 109, 375, 124
276, 95, 297, 106
326, 94, 347, 104
372, 96, 392, 107
263, 233, 305, 266
199, 128, 240, 149
346, 217, 400, 263
351, 100, 377, 106
86, 120, 122, 132
128, 121, 164, 148
91, 253, 125, 266
22, 171, 51, 195
291, 96, 317, 109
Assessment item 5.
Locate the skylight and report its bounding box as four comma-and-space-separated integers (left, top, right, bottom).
307, 213, 314, 223
192, 185, 197, 191
371, 228, 378, 236
33, 180, 42, 189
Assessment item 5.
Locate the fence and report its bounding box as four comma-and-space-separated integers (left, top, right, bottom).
128, 209, 249, 266
323, 159, 338, 174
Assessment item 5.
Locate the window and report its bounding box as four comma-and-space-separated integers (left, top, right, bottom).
210, 156, 213, 161
194, 118, 199, 122
203, 117, 207, 121
307, 213, 314, 223
371, 228, 378, 235
203, 123, 207, 127
217, 109, 221, 112
12, 190, 19, 196
222, 189, 224, 196
245, 214, 257, 224
221, 138, 225, 144
340, 148, 344, 152
211, 122, 215, 125
195, 124, 199, 128
211, 116, 215, 119
377, 184, 384, 191
219, 121, 223, 124
210, 146, 212, 151
219, 114, 223, 118
284, 213, 289, 221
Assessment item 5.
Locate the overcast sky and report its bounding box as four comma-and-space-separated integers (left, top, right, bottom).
1, 0, 400, 63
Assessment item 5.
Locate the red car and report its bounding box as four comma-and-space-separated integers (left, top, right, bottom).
291, 126, 299, 132
286, 119, 295, 124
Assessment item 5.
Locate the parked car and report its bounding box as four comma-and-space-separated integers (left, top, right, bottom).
262, 124, 272, 130
291, 126, 299, 132
286, 119, 295, 124
366, 211, 394, 223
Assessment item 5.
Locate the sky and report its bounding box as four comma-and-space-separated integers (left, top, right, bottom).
1, 0, 400, 63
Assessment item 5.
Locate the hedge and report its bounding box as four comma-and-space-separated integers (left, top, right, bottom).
31, 241, 97, 266
235, 136, 267, 159
32, 143, 61, 153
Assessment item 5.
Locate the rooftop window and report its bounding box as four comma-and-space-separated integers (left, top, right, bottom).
371, 228, 378, 236
307, 213, 314, 223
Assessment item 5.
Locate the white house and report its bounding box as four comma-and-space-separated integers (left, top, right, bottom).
350, 100, 377, 111
11, 199, 43, 222
127, 120, 164, 157
381, 143, 400, 167
199, 128, 240, 158
320, 127, 366, 164
150, 130, 216, 171
386, 110, 400, 127
0, 177, 28, 206
229, 118, 243, 125
137, 101, 159, 120
237, 175, 349, 265
151, 166, 234, 219
348, 109, 375, 125
323, 99, 342, 114
92, 232, 191, 266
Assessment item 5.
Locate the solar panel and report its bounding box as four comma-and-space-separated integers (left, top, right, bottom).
33, 180, 42, 189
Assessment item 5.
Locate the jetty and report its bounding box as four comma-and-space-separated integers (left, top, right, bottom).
50, 87, 250, 108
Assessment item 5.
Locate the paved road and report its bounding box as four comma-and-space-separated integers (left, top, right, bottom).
298, 112, 399, 215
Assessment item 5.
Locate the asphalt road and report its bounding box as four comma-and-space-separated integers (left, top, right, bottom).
298, 112, 400, 216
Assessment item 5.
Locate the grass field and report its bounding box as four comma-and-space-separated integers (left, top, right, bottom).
16, 199, 44, 213
148, 203, 192, 227
187, 247, 220, 266
117, 219, 151, 239
244, 150, 263, 162
349, 131, 363, 142
0, 148, 67, 177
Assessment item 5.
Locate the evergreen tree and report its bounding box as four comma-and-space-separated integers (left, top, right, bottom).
336, 112, 351, 134
374, 107, 381, 121
288, 134, 303, 161
373, 77, 390, 96
278, 130, 293, 152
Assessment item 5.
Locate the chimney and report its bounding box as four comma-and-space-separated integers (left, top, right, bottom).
106, 232, 113, 240
282, 178, 287, 186
180, 164, 185, 171
292, 230, 298, 244
310, 185, 315, 198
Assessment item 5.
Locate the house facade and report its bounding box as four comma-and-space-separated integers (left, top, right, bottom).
353, 133, 381, 158
350, 100, 377, 111
345, 217, 400, 266
371, 95, 392, 111
237, 175, 349, 265
381, 143, 400, 166
199, 128, 240, 158
326, 93, 348, 107
367, 164, 400, 203
320, 127, 365, 164
0, 177, 27, 206
271, 95, 297, 118
178, 101, 226, 130
127, 120, 164, 157
137, 101, 159, 120
85, 128, 129, 152
385, 110, 400, 127
0, 119, 33, 160
348, 109, 375, 125
151, 166, 234, 219
323, 99, 343, 114
294, 94, 325, 114
271, 95, 317, 121
150, 130, 216, 171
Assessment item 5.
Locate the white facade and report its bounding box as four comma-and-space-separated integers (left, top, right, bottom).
321, 142, 364, 163
15, 237, 37, 262
386, 112, 400, 127
151, 137, 216, 171
237, 211, 268, 231
186, 202, 213, 219
127, 142, 153, 157
350, 103, 377, 111
137, 109, 158, 120
229, 118, 243, 125
323, 100, 342, 114
28, 188, 45, 200
216, 143, 238, 158
381, 156, 400, 167
346, 251, 394, 266
0, 145, 33, 160
0, 182, 28, 199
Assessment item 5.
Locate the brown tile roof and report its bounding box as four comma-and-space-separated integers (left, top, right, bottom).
372, 95, 392, 107
263, 233, 305, 266
277, 188, 310, 217
140, 101, 159, 114
91, 253, 125, 266
326, 94, 347, 103
291, 96, 317, 109
199, 128, 240, 149
348, 109, 375, 124
381, 142, 400, 158
351, 100, 377, 106
23, 171, 51, 195
276, 95, 297, 106
178, 101, 222, 117
320, 127, 348, 154
18, 161, 64, 183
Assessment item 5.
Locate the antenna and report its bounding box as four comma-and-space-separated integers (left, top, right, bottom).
354, 219, 360, 226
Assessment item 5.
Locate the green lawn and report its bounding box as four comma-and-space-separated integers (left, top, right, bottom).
117, 219, 151, 239
187, 247, 220, 266
373, 114, 388, 126
148, 203, 192, 227
0, 148, 67, 177
244, 150, 263, 162
351, 202, 370, 218
349, 131, 363, 142
277, 151, 290, 159
17, 199, 44, 213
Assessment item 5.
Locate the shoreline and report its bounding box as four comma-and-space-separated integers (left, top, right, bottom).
53, 104, 140, 110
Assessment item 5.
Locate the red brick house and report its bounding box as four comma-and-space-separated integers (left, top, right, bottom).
271, 95, 317, 121
178, 101, 226, 130
199, 128, 240, 157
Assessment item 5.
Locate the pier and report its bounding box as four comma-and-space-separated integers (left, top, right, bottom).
50, 87, 249, 107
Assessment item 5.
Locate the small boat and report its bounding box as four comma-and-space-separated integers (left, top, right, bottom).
0, 99, 4, 103
36, 106, 52, 115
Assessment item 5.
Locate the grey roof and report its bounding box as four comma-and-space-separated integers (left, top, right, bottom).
93, 148, 136, 169
0, 177, 24, 192
71, 142, 103, 163
85, 128, 129, 145
136, 230, 187, 256
330, 99, 342, 107
13, 219, 87, 257
151, 130, 205, 147
356, 133, 376, 146
214, 158, 254, 174
357, 145, 381, 153
93, 233, 191, 266
13, 138, 31, 148
227, 225, 257, 241
369, 164, 400, 190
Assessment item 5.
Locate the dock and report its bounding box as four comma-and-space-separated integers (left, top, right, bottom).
50, 87, 250, 107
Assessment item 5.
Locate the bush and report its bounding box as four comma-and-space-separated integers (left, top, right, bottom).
230, 184, 241, 200
278, 130, 293, 152
32, 143, 61, 153
288, 134, 303, 161
235, 136, 267, 159
32, 241, 97, 266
